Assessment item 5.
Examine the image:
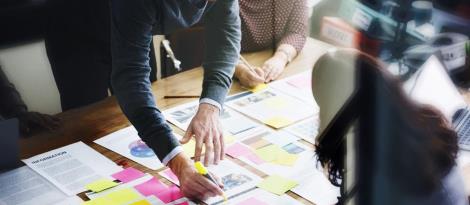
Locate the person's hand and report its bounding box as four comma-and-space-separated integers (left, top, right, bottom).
168, 153, 224, 200
17, 111, 60, 136
262, 54, 288, 82
180, 103, 224, 166
234, 64, 265, 88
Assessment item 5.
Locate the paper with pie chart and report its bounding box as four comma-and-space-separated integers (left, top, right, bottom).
94, 126, 164, 170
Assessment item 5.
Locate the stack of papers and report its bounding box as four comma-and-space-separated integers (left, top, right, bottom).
22, 142, 122, 196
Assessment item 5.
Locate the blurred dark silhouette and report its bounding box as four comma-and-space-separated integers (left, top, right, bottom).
0, 66, 60, 136
313, 50, 465, 205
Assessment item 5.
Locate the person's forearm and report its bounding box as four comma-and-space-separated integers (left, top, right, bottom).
276, 44, 298, 63
110, 0, 179, 161
201, 0, 241, 105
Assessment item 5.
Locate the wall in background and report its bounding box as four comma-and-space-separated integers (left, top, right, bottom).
0, 37, 165, 115
0, 41, 61, 115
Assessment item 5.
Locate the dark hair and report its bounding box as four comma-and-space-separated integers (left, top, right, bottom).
314, 50, 458, 196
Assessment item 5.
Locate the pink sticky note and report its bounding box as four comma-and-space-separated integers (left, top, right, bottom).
156, 185, 184, 203
245, 152, 265, 165
163, 169, 179, 184
287, 75, 311, 89
112, 167, 145, 183
237, 197, 267, 205
226, 143, 252, 157
134, 177, 168, 197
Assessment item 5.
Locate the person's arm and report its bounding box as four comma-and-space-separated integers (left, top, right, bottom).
110, 0, 224, 200
263, 0, 308, 81
277, 0, 308, 56
180, 0, 241, 165
110, 0, 180, 163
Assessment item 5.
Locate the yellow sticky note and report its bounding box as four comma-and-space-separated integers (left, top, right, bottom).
82, 197, 116, 205
85, 179, 119, 193
129, 200, 152, 205
224, 134, 236, 144
254, 144, 283, 162
257, 175, 298, 195
274, 152, 299, 166
182, 140, 196, 157
105, 188, 141, 204
263, 116, 293, 129
263, 96, 288, 109
248, 83, 268, 93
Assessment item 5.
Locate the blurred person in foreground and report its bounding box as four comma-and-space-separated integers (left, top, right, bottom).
313, 50, 467, 205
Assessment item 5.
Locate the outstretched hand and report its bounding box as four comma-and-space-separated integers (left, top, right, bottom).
180, 103, 225, 166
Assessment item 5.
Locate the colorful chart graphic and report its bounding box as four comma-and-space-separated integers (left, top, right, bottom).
129, 140, 156, 158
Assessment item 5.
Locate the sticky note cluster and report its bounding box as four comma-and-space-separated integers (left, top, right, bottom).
85, 179, 119, 193
83, 188, 141, 205
112, 167, 145, 183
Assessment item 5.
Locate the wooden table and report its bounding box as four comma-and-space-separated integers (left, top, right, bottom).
20, 38, 333, 204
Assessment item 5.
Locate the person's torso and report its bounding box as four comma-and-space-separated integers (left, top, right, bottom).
239, 0, 296, 52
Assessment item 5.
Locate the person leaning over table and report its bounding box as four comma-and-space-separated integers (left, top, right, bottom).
110, 0, 240, 201
234, 0, 308, 87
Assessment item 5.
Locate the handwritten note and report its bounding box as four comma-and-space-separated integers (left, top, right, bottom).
85, 179, 119, 193
257, 175, 298, 195
112, 167, 145, 183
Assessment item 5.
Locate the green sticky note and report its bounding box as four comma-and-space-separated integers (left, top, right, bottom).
257, 175, 298, 195
254, 144, 287, 162
105, 188, 141, 204
85, 179, 119, 193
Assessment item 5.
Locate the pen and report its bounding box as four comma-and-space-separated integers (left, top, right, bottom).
194, 161, 228, 202
164, 95, 200, 99
239, 56, 257, 73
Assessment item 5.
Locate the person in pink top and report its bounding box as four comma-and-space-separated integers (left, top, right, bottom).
234, 0, 308, 87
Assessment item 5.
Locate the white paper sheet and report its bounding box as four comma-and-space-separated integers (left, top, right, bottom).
225, 89, 315, 128
94, 126, 164, 170
0, 166, 71, 205
284, 117, 319, 144
22, 141, 122, 196
163, 102, 259, 136
224, 188, 302, 205
52, 196, 83, 205
291, 170, 340, 205
269, 70, 318, 107
158, 159, 261, 205
404, 56, 467, 121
